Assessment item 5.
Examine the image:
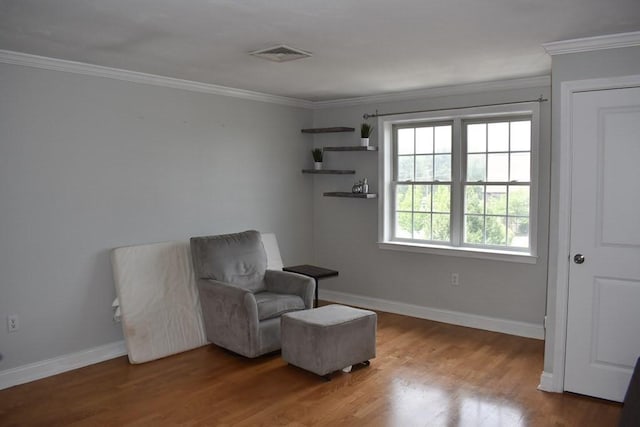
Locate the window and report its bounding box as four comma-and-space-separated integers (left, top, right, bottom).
379, 103, 539, 262
463, 119, 531, 249
394, 123, 453, 243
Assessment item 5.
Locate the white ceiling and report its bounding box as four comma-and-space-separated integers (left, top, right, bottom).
1, 0, 639, 101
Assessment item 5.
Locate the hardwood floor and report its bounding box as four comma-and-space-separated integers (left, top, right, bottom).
0, 309, 621, 426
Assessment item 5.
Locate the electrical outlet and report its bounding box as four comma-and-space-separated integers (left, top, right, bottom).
7, 315, 19, 332
451, 273, 460, 286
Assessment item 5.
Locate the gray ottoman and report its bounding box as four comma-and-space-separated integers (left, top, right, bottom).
281, 304, 376, 379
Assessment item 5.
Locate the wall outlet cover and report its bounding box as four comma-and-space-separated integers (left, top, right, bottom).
451, 273, 460, 286
7, 315, 19, 332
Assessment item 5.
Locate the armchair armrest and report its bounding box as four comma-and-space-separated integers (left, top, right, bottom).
264, 270, 315, 309
196, 278, 260, 356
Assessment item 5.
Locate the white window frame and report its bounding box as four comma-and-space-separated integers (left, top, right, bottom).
378, 102, 540, 264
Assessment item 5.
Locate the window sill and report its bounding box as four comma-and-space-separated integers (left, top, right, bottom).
378, 241, 538, 264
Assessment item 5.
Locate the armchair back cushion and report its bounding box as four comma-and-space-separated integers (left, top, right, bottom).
190, 230, 267, 293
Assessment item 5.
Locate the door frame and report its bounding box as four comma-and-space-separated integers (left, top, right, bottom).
548, 74, 640, 393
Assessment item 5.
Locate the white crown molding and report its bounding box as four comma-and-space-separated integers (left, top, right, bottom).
311, 75, 551, 109
319, 289, 545, 340
0, 49, 551, 109
0, 340, 126, 390
0, 50, 314, 109
543, 31, 640, 56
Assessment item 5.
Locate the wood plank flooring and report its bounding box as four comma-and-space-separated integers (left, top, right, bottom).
0, 309, 621, 426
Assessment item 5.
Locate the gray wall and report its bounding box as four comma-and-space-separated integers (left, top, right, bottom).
544, 45, 640, 375
0, 62, 313, 371
311, 85, 551, 325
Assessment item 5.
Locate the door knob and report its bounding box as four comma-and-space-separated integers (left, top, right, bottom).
574, 254, 585, 264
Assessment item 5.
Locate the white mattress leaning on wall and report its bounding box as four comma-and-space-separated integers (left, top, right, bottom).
110, 233, 284, 364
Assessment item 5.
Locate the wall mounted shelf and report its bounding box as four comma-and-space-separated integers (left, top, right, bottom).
301, 127, 355, 134
302, 169, 356, 175
302, 125, 377, 198
323, 146, 378, 152
323, 192, 378, 199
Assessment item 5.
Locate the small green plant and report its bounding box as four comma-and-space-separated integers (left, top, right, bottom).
312, 148, 323, 162
361, 122, 374, 138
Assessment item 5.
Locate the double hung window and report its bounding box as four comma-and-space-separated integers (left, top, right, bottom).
463, 118, 532, 249
380, 103, 539, 262
394, 123, 453, 243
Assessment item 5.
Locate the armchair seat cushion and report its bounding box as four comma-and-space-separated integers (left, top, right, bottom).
255, 292, 306, 321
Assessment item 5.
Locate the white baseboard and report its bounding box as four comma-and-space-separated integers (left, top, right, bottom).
0, 340, 127, 390
319, 289, 545, 340
0, 293, 544, 391
537, 371, 559, 392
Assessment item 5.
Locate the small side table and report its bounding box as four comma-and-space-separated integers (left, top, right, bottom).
282, 264, 339, 308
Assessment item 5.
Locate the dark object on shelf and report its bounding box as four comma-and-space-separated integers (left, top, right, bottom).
324, 192, 377, 199
311, 148, 323, 162
323, 146, 378, 151
282, 264, 339, 308
301, 127, 355, 134
360, 122, 374, 138
619, 356, 640, 427
302, 169, 355, 174
352, 178, 368, 194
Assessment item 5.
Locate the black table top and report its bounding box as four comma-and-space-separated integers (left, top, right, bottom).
282, 264, 339, 279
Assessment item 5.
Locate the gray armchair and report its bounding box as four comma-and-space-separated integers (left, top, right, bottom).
190, 230, 314, 358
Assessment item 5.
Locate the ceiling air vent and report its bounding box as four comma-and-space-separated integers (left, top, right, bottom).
249, 44, 312, 63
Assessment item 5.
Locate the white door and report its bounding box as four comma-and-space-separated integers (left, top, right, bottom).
564, 86, 640, 402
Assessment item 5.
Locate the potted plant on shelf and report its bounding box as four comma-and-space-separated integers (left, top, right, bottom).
360, 123, 373, 146
312, 148, 323, 170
